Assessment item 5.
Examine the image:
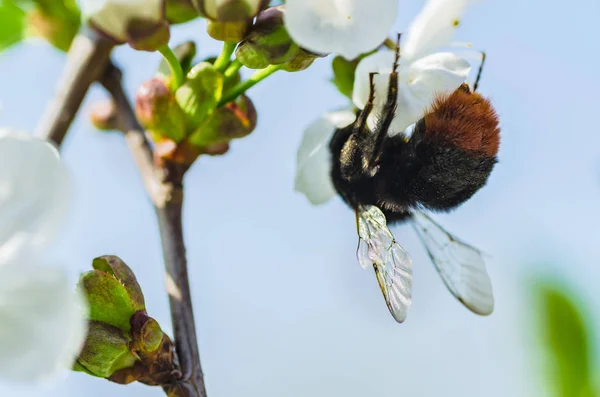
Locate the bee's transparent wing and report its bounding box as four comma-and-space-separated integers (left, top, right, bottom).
356, 205, 413, 323
411, 211, 494, 315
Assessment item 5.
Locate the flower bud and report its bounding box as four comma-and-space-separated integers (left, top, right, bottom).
90, 100, 119, 131
135, 77, 187, 142
189, 95, 257, 147
236, 6, 298, 69
166, 0, 200, 24
282, 48, 322, 72
75, 256, 176, 383
80, 0, 170, 51
195, 0, 269, 41
193, 0, 267, 21
175, 62, 224, 129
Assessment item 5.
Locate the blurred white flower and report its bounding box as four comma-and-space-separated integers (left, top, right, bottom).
0, 262, 87, 383
0, 131, 87, 383
353, 0, 474, 133
294, 109, 356, 205
79, 0, 169, 49
284, 0, 399, 60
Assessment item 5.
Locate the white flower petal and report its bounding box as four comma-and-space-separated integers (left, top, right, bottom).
352, 50, 396, 109
79, 0, 164, 42
0, 262, 88, 382
352, 51, 470, 133
391, 52, 471, 132
284, 0, 398, 60
295, 110, 356, 205
403, 0, 474, 61
0, 131, 72, 265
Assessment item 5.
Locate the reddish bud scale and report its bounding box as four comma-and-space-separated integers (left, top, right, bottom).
424, 84, 500, 158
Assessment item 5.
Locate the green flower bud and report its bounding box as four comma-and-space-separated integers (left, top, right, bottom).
130, 312, 165, 354
236, 6, 298, 69
175, 62, 224, 129
126, 19, 171, 52
189, 94, 256, 147
206, 20, 250, 42
75, 321, 138, 379
80, 0, 170, 51
193, 0, 268, 22
135, 77, 187, 142
166, 0, 200, 24
282, 48, 322, 72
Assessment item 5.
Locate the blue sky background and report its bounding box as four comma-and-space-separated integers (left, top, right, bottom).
1, 0, 600, 396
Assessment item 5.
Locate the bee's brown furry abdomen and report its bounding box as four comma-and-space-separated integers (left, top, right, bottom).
423, 84, 500, 157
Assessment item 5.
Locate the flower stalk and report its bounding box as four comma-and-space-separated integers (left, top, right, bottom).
218, 63, 281, 107
213, 41, 237, 72
159, 44, 186, 90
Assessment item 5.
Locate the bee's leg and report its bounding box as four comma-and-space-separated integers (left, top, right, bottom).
473, 51, 486, 91
353, 72, 378, 135
368, 33, 401, 168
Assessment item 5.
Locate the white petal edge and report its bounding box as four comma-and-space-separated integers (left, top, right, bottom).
284, 0, 399, 60
402, 0, 476, 61
0, 130, 73, 265
295, 110, 356, 205
0, 262, 88, 382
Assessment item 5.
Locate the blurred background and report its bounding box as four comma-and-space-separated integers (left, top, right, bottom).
1, 0, 600, 396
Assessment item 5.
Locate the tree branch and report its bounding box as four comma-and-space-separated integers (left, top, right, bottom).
35, 30, 113, 145
99, 65, 207, 397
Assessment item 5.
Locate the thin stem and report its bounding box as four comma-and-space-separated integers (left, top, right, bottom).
35, 30, 113, 145
218, 64, 282, 107
159, 45, 185, 90
223, 59, 243, 79
213, 41, 237, 72
99, 63, 206, 397
156, 198, 206, 397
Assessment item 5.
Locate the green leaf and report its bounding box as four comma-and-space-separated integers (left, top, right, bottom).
537, 282, 595, 397
75, 321, 137, 379
0, 0, 26, 52
330, 56, 360, 99
79, 270, 138, 333
92, 256, 146, 312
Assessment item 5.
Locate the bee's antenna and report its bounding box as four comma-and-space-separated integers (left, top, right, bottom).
473, 51, 486, 92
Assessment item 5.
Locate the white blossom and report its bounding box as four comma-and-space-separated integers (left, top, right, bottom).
0, 131, 87, 383
294, 109, 356, 205
79, 0, 165, 43
353, 0, 474, 133
284, 0, 399, 60
0, 262, 87, 383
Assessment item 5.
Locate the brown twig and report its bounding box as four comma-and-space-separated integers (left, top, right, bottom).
35, 30, 113, 145
99, 64, 207, 397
